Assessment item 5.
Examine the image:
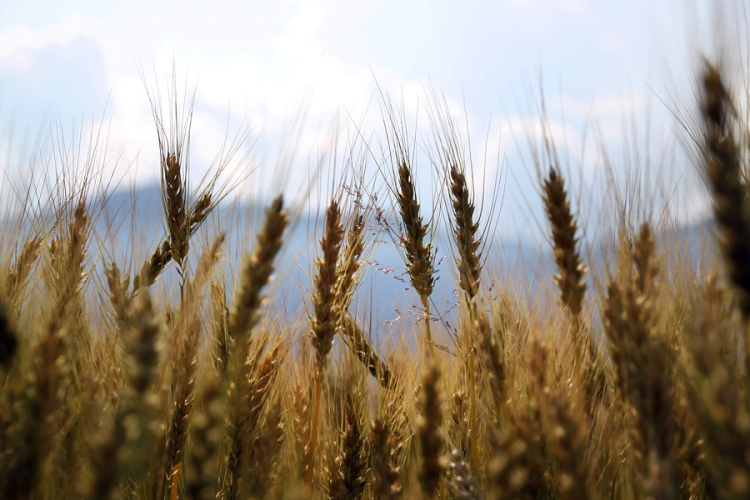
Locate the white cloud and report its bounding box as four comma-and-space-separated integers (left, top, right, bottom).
0, 0, 721, 237
0, 14, 109, 63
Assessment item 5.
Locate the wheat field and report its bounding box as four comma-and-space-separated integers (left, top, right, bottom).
0, 55, 748, 500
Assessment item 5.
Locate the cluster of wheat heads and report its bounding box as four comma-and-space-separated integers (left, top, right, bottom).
3, 57, 750, 500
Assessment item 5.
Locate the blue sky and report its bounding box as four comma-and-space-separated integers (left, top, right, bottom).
0, 0, 731, 243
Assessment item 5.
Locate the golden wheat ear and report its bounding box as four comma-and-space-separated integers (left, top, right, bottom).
396, 161, 437, 353
446, 161, 486, 477
541, 165, 604, 399
162, 151, 189, 268
325, 391, 368, 500
449, 164, 483, 304
340, 314, 394, 389
371, 416, 404, 500
221, 342, 284, 500
542, 167, 587, 331
227, 194, 287, 350
87, 291, 161, 499
307, 199, 345, 487
309, 200, 344, 371
5, 236, 42, 311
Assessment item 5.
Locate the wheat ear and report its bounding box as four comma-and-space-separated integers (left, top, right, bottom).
333, 210, 366, 316
222, 343, 283, 500
162, 235, 224, 500
396, 161, 436, 354
227, 195, 287, 351
448, 450, 483, 500
1, 203, 89, 499
417, 362, 447, 499
245, 398, 285, 499
326, 393, 368, 500
87, 291, 160, 499
340, 313, 393, 389
542, 167, 598, 377
448, 163, 485, 476
307, 199, 345, 487
699, 63, 750, 364
162, 149, 189, 269
5, 236, 42, 310
371, 417, 403, 500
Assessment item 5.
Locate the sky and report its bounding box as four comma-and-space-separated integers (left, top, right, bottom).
0, 0, 735, 244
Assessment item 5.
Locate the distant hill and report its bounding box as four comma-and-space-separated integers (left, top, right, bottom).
2, 183, 718, 347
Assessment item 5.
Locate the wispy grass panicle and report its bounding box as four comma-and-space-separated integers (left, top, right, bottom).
333, 208, 394, 386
